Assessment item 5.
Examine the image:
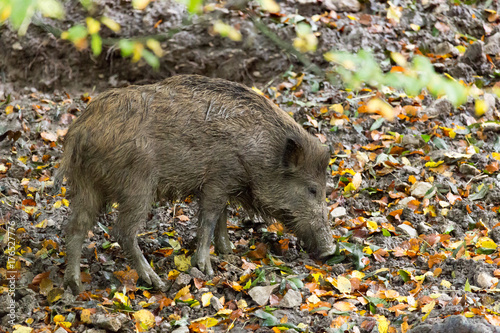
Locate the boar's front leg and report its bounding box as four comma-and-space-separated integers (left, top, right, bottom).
191, 191, 228, 276
114, 197, 166, 290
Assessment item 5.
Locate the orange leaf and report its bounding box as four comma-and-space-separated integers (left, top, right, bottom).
333, 301, 357, 311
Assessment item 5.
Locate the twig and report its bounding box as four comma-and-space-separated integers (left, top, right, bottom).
249, 14, 324, 78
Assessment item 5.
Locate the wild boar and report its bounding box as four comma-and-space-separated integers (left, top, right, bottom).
58, 75, 335, 294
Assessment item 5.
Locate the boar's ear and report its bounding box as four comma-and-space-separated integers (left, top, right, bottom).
283, 137, 304, 169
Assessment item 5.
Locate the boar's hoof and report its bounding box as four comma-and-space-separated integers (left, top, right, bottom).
319, 245, 337, 262
64, 276, 82, 296
191, 253, 214, 276
136, 266, 166, 291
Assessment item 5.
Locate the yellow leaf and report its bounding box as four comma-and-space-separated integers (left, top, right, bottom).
53, 200, 62, 209
12, 326, 33, 333
376, 315, 389, 333
363, 246, 373, 255
336, 276, 352, 293
81, 309, 93, 324
62, 198, 70, 207
492, 152, 500, 161
390, 52, 407, 66
18, 156, 29, 164
456, 45, 466, 54
476, 237, 497, 249
421, 300, 435, 314
347, 15, 357, 20
132, 42, 144, 62
367, 98, 394, 121
344, 182, 357, 194
0, 4, 12, 22
86, 17, 100, 34
132, 0, 151, 10
23, 206, 37, 215
475, 99, 488, 116
216, 308, 233, 316
174, 254, 191, 272
133, 309, 155, 332
259, 0, 280, 13
352, 271, 365, 279
35, 219, 48, 228
201, 292, 213, 307
53, 315, 65, 322
5, 105, 13, 115
213, 21, 242, 41
425, 160, 442, 168
252, 86, 264, 96
100, 16, 121, 32
168, 270, 180, 280
330, 104, 343, 114
367, 220, 378, 232
114, 292, 130, 306
387, 2, 402, 22
410, 24, 420, 31
174, 285, 190, 300
146, 39, 163, 57
192, 316, 219, 327
237, 299, 247, 309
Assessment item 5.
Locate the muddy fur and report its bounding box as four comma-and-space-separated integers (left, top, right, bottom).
59, 74, 335, 294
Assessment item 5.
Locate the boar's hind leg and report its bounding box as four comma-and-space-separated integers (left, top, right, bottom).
192, 192, 228, 276
114, 196, 166, 290
64, 192, 102, 295
214, 207, 232, 255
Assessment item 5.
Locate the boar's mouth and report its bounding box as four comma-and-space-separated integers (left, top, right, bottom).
272, 209, 336, 261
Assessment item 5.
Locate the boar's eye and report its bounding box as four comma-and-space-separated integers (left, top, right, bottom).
308, 187, 317, 196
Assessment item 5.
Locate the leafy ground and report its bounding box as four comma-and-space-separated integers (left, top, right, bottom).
1, 0, 500, 332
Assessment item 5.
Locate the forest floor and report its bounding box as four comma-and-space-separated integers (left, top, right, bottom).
1, 0, 500, 332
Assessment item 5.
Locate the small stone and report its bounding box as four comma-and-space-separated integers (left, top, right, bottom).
210, 296, 223, 311
462, 41, 487, 69
171, 326, 190, 333
425, 98, 454, 118
410, 182, 435, 198
92, 314, 128, 332
484, 32, 500, 55
476, 272, 497, 289
330, 207, 347, 218
433, 42, 458, 56
248, 284, 279, 306
323, 0, 360, 12
54, 328, 67, 333
279, 289, 302, 308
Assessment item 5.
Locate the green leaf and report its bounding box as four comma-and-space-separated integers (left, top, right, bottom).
421, 134, 431, 143
432, 137, 448, 149
90, 33, 102, 56
464, 278, 471, 292
37, 0, 64, 19
398, 269, 411, 282
10, 0, 35, 34
370, 117, 385, 131
65, 25, 88, 41
254, 309, 279, 326
141, 49, 159, 69
382, 228, 391, 237
469, 184, 488, 201
119, 39, 134, 57
287, 277, 304, 290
